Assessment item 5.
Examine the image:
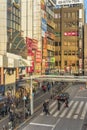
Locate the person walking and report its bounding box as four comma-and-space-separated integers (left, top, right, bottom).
57, 99, 61, 110
43, 100, 50, 115
65, 98, 69, 107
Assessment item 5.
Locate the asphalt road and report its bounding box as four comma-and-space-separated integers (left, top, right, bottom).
22, 83, 87, 130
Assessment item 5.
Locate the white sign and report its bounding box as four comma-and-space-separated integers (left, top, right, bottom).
8, 58, 14, 67
56, 0, 83, 5
0, 55, 3, 67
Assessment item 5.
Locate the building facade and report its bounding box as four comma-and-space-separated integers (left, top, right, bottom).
84, 24, 87, 75
54, 1, 84, 74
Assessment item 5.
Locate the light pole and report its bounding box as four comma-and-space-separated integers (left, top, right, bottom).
30, 75, 33, 115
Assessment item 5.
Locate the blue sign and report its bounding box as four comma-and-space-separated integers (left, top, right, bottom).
41, 18, 47, 32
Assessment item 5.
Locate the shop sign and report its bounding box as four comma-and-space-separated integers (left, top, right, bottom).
64, 31, 78, 36
0, 55, 3, 67
41, 18, 47, 32
56, 0, 83, 5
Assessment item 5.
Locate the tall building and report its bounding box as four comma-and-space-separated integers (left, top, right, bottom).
84, 24, 87, 75
0, 0, 30, 95
54, 0, 84, 75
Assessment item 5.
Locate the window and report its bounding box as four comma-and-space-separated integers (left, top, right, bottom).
64, 41, 67, 46
59, 61, 61, 66
72, 12, 75, 18
64, 61, 67, 65
55, 51, 58, 55
64, 13, 67, 18
55, 42, 58, 46
76, 61, 79, 66
72, 51, 75, 55
68, 50, 71, 55
55, 61, 58, 66
64, 51, 67, 55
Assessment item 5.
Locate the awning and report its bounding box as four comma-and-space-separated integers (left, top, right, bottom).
19, 59, 31, 67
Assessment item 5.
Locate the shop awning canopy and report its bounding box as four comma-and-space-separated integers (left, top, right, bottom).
19, 58, 31, 67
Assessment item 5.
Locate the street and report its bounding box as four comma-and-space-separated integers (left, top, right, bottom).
21, 83, 87, 130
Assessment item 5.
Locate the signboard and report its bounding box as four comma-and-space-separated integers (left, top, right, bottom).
56, 0, 83, 5
41, 18, 47, 32
0, 55, 3, 67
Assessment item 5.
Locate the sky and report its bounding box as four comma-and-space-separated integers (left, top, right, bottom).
84, 0, 87, 23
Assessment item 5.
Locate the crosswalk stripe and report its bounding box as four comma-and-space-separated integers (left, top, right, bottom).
60, 100, 74, 118
49, 100, 57, 109
40, 100, 87, 120
53, 103, 65, 117
80, 102, 87, 120
73, 101, 84, 119
50, 105, 57, 114
66, 101, 79, 118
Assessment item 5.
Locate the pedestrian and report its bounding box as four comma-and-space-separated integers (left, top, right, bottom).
65, 98, 69, 107
57, 99, 61, 110
43, 100, 50, 115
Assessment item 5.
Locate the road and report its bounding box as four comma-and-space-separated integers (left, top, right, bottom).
21, 83, 87, 130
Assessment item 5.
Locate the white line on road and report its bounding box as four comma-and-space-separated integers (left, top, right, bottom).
30, 122, 54, 127
80, 102, 87, 120
75, 96, 87, 99
52, 118, 61, 130
59, 100, 74, 118
53, 103, 65, 117
73, 101, 84, 119
66, 101, 79, 118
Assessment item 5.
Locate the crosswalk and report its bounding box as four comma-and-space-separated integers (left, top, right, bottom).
40, 100, 87, 120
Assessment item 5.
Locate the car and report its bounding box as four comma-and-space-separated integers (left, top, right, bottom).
55, 92, 69, 102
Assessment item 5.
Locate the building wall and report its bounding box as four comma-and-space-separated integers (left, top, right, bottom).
54, 4, 84, 74
84, 24, 87, 75
0, 0, 7, 55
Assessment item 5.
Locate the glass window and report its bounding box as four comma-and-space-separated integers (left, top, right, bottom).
55, 42, 58, 46
64, 61, 67, 65
64, 51, 67, 55
55, 51, 58, 55
68, 50, 71, 55
55, 61, 58, 66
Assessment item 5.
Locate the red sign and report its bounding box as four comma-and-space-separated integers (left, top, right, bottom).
36, 50, 42, 63
64, 31, 78, 36
26, 37, 32, 56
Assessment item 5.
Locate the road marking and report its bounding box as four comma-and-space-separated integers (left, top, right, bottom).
66, 101, 79, 118
80, 102, 87, 120
49, 100, 57, 109
53, 103, 64, 117
60, 100, 74, 118
50, 105, 57, 114
52, 118, 61, 130
30, 122, 54, 127
75, 96, 87, 99
73, 101, 84, 119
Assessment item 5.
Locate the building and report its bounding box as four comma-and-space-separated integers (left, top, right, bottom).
84, 24, 87, 75
0, 0, 30, 96
54, 0, 84, 75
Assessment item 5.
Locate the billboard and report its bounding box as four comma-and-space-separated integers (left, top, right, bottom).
56, 0, 83, 5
